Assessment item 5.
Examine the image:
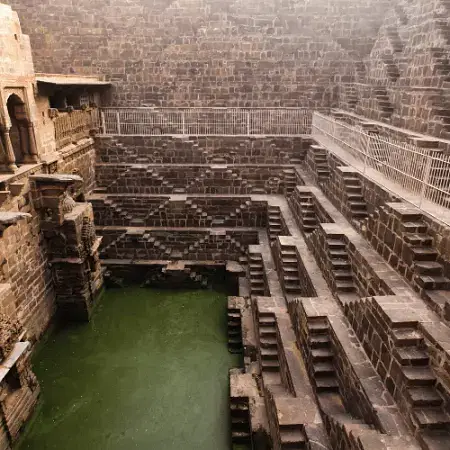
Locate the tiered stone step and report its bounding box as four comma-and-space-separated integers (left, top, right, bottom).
248, 253, 266, 296
342, 173, 368, 220
268, 206, 283, 243
230, 397, 251, 445
386, 26, 403, 53
299, 192, 317, 233
391, 325, 450, 443
381, 53, 400, 82
280, 246, 302, 294
311, 145, 330, 182
279, 424, 307, 449
401, 221, 450, 292
99, 232, 127, 258
282, 168, 297, 194
374, 87, 394, 118
308, 318, 339, 393
327, 238, 357, 294
228, 306, 243, 353
258, 313, 280, 375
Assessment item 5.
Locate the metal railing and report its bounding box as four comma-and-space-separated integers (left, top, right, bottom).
100, 107, 313, 136
54, 108, 100, 150
312, 111, 450, 210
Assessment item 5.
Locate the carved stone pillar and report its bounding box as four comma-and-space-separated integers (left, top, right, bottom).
30, 174, 104, 321
26, 122, 39, 162
0, 126, 18, 172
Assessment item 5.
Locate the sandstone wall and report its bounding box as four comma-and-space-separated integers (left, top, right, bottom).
4, 0, 390, 107
0, 140, 98, 340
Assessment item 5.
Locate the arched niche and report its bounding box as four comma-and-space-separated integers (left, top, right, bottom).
6, 93, 30, 164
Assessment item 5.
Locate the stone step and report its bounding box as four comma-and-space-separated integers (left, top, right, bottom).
307, 322, 329, 334
259, 316, 276, 324
392, 328, 424, 346
313, 361, 335, 376
421, 430, 450, 450
331, 260, 351, 270
336, 281, 356, 292
412, 407, 450, 430
260, 325, 277, 337
402, 367, 436, 387
316, 377, 340, 392
279, 426, 307, 446
401, 222, 428, 233
231, 430, 251, 443
333, 270, 353, 280
327, 239, 345, 249
410, 247, 438, 262
395, 347, 430, 366
261, 359, 280, 371
349, 200, 367, 208
414, 261, 444, 276
416, 275, 450, 290
282, 257, 298, 266
261, 347, 279, 359
404, 233, 434, 246
310, 334, 331, 348
407, 387, 444, 407
311, 348, 334, 362
260, 336, 278, 348
329, 249, 349, 259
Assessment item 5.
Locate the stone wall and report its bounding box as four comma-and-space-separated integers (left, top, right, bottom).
336, 0, 450, 138
96, 135, 311, 165
91, 195, 267, 228
96, 163, 298, 195
5, 0, 391, 107
98, 228, 259, 262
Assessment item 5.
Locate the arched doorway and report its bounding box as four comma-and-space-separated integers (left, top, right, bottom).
6, 94, 30, 164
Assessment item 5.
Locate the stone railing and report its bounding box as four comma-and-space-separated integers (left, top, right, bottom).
54, 108, 100, 150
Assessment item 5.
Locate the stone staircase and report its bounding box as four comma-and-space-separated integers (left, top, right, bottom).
279, 245, 302, 295
390, 324, 450, 446
230, 395, 252, 446
354, 61, 366, 82
321, 406, 378, 450
248, 252, 267, 297
258, 312, 281, 379
278, 424, 307, 449
343, 84, 358, 110
401, 221, 450, 293
99, 232, 127, 258
227, 306, 243, 354
326, 237, 358, 295
381, 53, 401, 83
386, 26, 403, 53
374, 87, 394, 119
184, 199, 214, 226
342, 173, 368, 221
145, 199, 172, 224
282, 168, 297, 194
311, 145, 330, 183
296, 191, 318, 234
267, 206, 283, 243
307, 317, 339, 394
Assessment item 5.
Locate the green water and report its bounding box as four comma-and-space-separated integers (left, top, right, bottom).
17, 288, 240, 450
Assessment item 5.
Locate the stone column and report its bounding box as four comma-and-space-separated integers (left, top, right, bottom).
0, 125, 18, 172
26, 122, 39, 162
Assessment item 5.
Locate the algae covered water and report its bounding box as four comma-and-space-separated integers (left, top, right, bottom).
18, 288, 240, 450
